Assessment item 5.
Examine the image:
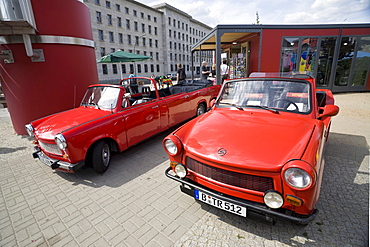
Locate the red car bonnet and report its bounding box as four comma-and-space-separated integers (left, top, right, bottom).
175, 109, 316, 172
33, 107, 110, 140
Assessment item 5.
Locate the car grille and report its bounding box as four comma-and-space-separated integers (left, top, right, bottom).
186, 157, 274, 192
39, 141, 62, 155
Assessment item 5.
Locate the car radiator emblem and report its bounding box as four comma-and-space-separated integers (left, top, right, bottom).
217, 148, 227, 156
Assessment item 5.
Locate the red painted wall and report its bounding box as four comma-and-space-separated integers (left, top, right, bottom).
259, 28, 343, 72
0, 0, 98, 134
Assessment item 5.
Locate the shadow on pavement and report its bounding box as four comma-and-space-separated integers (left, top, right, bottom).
52, 128, 173, 189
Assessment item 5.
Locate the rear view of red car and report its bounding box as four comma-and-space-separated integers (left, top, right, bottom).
164, 73, 339, 225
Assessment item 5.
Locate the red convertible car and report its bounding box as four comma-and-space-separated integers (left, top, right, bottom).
25, 77, 220, 173
164, 73, 339, 224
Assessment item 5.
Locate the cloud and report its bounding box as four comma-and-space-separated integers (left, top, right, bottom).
137, 0, 370, 25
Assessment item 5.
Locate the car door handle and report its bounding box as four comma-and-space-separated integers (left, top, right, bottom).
152, 105, 159, 109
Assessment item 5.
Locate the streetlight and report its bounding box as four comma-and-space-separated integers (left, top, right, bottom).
133, 33, 146, 75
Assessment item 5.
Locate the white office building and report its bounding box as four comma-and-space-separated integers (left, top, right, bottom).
83, 0, 213, 83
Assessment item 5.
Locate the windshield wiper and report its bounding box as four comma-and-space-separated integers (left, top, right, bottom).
247, 105, 279, 114
219, 102, 244, 111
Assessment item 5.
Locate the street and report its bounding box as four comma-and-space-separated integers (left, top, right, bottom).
0, 92, 369, 246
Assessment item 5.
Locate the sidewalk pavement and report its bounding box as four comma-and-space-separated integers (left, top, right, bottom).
0, 92, 369, 246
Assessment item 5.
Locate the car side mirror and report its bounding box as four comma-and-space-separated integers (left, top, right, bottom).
124, 93, 131, 98
319, 104, 339, 118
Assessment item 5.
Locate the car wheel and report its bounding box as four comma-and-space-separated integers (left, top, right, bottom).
92, 140, 111, 173
196, 103, 206, 116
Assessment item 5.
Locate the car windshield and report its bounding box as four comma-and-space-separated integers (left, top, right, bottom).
81, 86, 120, 109
218, 79, 311, 113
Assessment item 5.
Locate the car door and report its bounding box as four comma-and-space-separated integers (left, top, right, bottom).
124, 100, 161, 147
165, 92, 192, 127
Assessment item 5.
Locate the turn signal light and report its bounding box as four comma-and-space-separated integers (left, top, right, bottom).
286, 195, 303, 207
63, 154, 70, 160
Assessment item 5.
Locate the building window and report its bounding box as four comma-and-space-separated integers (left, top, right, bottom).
130, 64, 134, 72
142, 37, 146, 46
148, 15, 151, 21
154, 17, 157, 23
155, 40, 158, 48
98, 30, 104, 41
156, 52, 159, 60
109, 32, 114, 42
125, 7, 129, 14
154, 27, 157, 35
316, 37, 337, 86
335, 37, 357, 87
168, 17, 171, 25
102, 64, 108, 74
169, 41, 172, 49
169, 30, 171, 38
96, 11, 102, 23
113, 64, 117, 74
126, 19, 130, 29
157, 64, 160, 73
105, 1, 110, 8
128, 35, 131, 44
95, 0, 100, 5
352, 36, 370, 86
100, 47, 105, 57
135, 36, 139, 46
116, 4, 120, 11
117, 17, 122, 28
141, 12, 144, 18
148, 25, 152, 34
142, 23, 145, 33
134, 21, 138, 31
149, 38, 152, 47
121, 64, 126, 74
107, 14, 112, 25
119, 33, 123, 44
144, 64, 148, 73
151, 64, 154, 73
137, 64, 142, 73
133, 10, 137, 16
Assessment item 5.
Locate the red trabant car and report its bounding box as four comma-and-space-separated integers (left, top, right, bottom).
25, 77, 220, 173
163, 73, 339, 224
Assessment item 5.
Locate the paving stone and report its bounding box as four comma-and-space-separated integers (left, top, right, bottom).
0, 93, 369, 246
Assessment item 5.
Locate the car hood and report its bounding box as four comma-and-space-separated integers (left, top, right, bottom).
33, 107, 110, 140
175, 109, 316, 172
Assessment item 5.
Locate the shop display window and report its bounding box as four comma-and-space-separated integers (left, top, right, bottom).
334, 37, 357, 86
317, 37, 337, 86
352, 36, 370, 86
280, 37, 299, 72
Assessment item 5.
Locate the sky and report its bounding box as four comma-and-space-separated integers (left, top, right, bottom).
136, 0, 370, 28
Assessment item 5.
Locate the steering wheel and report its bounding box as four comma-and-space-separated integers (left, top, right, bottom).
271, 98, 299, 111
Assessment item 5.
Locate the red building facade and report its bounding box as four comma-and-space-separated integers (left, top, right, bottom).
192, 24, 370, 92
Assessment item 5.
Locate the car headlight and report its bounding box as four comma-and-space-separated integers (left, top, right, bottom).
25, 124, 34, 137
284, 168, 312, 189
264, 190, 284, 209
163, 136, 182, 156
174, 163, 187, 178
55, 134, 67, 150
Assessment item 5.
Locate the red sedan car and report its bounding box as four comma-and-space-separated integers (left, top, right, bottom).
25, 77, 220, 173
164, 73, 339, 224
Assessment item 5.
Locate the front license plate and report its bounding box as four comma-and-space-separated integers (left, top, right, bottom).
194, 190, 247, 217
37, 152, 54, 166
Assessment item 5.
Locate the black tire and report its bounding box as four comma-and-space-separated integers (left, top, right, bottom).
196, 103, 206, 116
91, 140, 111, 173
